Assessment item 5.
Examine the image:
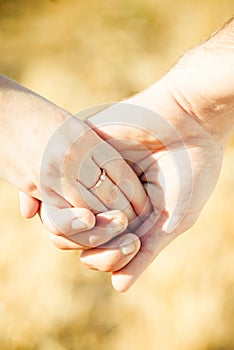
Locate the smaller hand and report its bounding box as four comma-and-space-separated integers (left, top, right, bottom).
0, 74, 150, 255
18, 114, 150, 258
38, 116, 151, 226
20, 191, 141, 267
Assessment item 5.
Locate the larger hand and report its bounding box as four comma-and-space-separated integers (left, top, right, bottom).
80, 18, 234, 291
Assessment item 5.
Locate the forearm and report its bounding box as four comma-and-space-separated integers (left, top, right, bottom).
161, 17, 234, 145
0, 75, 70, 193
127, 18, 234, 147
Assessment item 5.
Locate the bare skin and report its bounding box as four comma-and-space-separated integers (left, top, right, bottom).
20, 17, 234, 292
0, 75, 151, 260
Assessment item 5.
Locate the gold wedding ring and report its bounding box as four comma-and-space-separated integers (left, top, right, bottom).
90, 169, 106, 190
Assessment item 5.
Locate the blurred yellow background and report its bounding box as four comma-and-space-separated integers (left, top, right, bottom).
0, 1, 234, 349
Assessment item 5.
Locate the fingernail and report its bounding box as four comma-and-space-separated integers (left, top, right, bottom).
107, 219, 125, 235
120, 238, 136, 256
165, 215, 182, 234
71, 218, 88, 231
104, 210, 121, 216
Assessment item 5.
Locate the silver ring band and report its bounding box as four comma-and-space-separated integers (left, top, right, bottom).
90, 169, 106, 190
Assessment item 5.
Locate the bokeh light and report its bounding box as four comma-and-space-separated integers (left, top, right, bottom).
0, 1, 233, 349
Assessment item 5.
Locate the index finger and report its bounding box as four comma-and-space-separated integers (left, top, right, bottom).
93, 141, 152, 222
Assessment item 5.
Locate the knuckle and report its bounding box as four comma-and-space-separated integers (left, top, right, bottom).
23, 181, 38, 194
117, 212, 128, 230
49, 233, 66, 249
105, 187, 119, 204
120, 165, 132, 179
65, 146, 76, 162
76, 208, 96, 228
53, 242, 68, 250
101, 262, 116, 272
49, 233, 78, 250
41, 159, 61, 179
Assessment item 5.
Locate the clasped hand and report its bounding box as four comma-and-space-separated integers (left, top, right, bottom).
15, 17, 234, 291
19, 99, 223, 292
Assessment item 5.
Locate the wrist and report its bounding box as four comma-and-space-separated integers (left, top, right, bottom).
0, 75, 71, 194
166, 18, 234, 147
129, 17, 234, 148
167, 55, 234, 147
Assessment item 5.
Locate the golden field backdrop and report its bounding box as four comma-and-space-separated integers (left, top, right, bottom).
0, 1, 234, 349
